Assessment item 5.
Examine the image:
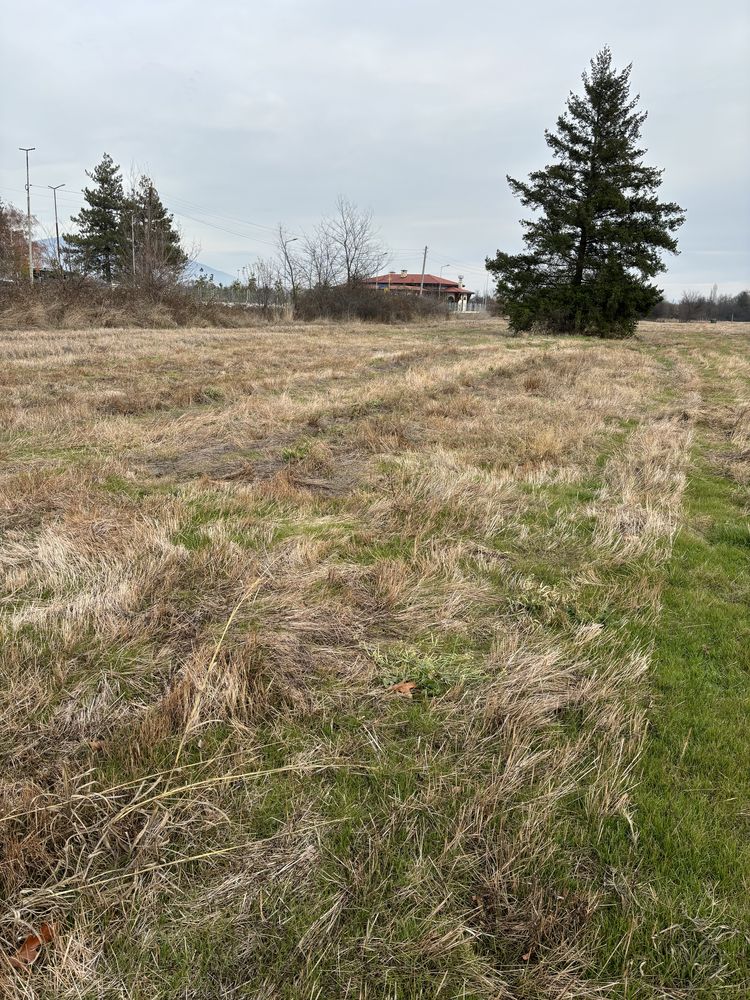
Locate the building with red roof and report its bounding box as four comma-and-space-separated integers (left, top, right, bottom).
363, 270, 474, 310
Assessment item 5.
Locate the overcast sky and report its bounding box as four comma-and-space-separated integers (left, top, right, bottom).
2, 0, 748, 296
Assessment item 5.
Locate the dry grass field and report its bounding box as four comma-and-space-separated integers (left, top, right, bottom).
1, 317, 748, 998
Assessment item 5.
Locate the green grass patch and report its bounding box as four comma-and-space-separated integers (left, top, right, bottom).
594, 455, 750, 993
281, 438, 312, 463
365, 637, 486, 696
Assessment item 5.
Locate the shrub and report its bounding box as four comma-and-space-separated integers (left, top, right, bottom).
0, 278, 450, 329
0, 276, 263, 330
294, 283, 447, 323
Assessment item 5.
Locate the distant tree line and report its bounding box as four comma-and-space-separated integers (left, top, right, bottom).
2, 150, 391, 311
649, 286, 750, 322
2, 163, 409, 321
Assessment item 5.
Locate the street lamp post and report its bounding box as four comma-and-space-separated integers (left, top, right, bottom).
48, 183, 65, 265
19, 147, 35, 284
279, 235, 299, 303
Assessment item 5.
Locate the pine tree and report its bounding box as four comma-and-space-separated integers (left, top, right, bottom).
126, 175, 187, 286
486, 48, 685, 337
64, 153, 128, 283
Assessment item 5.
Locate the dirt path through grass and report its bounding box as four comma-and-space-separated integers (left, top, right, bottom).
599, 338, 750, 995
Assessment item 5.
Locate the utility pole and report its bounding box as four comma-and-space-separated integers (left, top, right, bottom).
48, 183, 65, 265
278, 231, 299, 303
419, 245, 428, 296
19, 147, 35, 284
438, 263, 451, 300
130, 214, 136, 277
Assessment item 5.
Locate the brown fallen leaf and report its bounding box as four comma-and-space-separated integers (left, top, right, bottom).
389, 681, 418, 698
8, 923, 54, 970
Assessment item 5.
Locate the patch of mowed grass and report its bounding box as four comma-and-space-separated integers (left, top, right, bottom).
100, 472, 172, 499
280, 438, 312, 463
592, 454, 750, 993
342, 531, 416, 564
261, 708, 487, 998
365, 636, 486, 695
102, 702, 492, 999
6, 441, 102, 465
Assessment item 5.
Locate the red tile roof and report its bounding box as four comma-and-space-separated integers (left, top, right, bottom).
365, 273, 472, 293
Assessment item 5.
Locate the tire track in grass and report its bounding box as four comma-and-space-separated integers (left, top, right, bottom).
594, 342, 750, 995
623, 446, 750, 995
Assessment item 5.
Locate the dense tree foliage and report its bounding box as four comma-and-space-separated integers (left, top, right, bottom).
487, 48, 685, 337
64, 153, 128, 283
65, 155, 186, 286
126, 176, 187, 286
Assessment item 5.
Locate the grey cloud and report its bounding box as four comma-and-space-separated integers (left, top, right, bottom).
1, 0, 748, 295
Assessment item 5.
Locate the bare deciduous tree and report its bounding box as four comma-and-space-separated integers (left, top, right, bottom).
273, 198, 388, 300
322, 196, 387, 285
251, 256, 284, 313
678, 290, 704, 322
301, 225, 340, 288
0, 199, 45, 280
276, 225, 304, 302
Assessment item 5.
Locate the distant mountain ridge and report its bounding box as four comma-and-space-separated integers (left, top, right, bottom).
182, 260, 237, 287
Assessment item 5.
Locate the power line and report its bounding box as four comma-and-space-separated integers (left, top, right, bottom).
162, 192, 292, 237
1, 184, 83, 208
3, 181, 486, 277
428, 247, 490, 271
30, 183, 84, 195
170, 209, 280, 250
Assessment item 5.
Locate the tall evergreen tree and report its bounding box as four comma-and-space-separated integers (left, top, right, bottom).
126, 175, 187, 285
64, 153, 128, 283
487, 48, 685, 337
